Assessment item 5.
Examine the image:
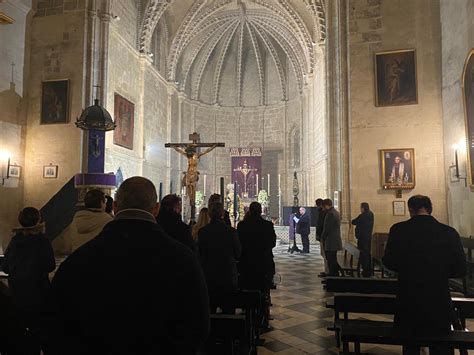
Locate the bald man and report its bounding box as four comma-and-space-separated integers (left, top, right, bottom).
47, 177, 210, 355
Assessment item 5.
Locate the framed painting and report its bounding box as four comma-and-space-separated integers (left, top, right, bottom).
43, 165, 58, 179
40, 79, 69, 124
113, 93, 134, 150
392, 201, 406, 216
8, 165, 20, 178
375, 49, 417, 107
462, 49, 474, 190
380, 148, 415, 190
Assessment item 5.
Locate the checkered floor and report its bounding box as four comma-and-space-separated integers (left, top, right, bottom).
259, 243, 473, 355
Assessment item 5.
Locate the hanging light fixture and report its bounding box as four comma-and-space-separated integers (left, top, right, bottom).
75, 98, 116, 131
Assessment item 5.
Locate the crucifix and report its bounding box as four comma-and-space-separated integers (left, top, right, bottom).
233, 159, 257, 198
165, 132, 225, 221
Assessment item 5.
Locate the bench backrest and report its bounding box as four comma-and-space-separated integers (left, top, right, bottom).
461, 237, 474, 260
324, 277, 398, 294
333, 294, 474, 320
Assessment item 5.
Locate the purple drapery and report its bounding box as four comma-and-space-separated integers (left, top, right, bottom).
230, 147, 261, 199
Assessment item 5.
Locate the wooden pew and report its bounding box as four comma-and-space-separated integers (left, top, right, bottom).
340, 242, 361, 277
331, 293, 474, 351
323, 276, 398, 294
206, 290, 261, 354
341, 325, 474, 354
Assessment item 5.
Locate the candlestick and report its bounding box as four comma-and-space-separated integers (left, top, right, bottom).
455, 148, 459, 177
267, 174, 270, 195
203, 174, 206, 196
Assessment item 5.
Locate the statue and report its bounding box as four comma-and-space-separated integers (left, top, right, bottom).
165, 132, 225, 221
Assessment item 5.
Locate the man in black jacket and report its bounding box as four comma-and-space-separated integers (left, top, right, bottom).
237, 202, 276, 290
351, 202, 374, 277
296, 207, 311, 253
47, 177, 210, 355
157, 194, 196, 251
383, 195, 466, 354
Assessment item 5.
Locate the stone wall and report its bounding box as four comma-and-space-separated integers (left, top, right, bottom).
348, 0, 446, 233
22, 8, 85, 216
440, 0, 474, 237
0, 0, 30, 249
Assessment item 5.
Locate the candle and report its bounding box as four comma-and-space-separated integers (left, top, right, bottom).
278, 174, 281, 194
203, 174, 207, 196
267, 174, 270, 195
256, 174, 259, 194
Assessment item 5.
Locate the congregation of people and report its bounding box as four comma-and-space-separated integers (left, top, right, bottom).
0, 177, 468, 355
0, 177, 276, 355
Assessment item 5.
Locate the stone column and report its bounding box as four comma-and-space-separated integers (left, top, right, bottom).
326, 0, 351, 225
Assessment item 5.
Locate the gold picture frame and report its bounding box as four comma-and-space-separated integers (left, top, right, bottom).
461, 49, 474, 191
380, 148, 416, 190
374, 49, 418, 107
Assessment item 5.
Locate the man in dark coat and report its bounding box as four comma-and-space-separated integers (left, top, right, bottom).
296, 207, 311, 253
47, 177, 210, 355
315, 198, 327, 275
198, 201, 241, 311
237, 202, 277, 290
351, 202, 374, 277
157, 194, 196, 251
321, 199, 343, 276
3, 207, 56, 354
383, 195, 466, 355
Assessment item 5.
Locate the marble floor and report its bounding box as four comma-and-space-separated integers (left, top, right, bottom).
258, 243, 473, 355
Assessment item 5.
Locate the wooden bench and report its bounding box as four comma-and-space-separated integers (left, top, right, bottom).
340, 242, 361, 277
330, 293, 474, 349
322, 276, 398, 294
341, 325, 474, 354
207, 290, 261, 354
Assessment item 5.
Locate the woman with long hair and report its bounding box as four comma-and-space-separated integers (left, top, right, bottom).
192, 207, 210, 241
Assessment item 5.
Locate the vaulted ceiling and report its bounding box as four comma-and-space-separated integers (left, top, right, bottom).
138, 0, 326, 107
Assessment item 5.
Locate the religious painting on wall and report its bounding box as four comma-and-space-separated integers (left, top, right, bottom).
374, 49, 417, 107
113, 93, 134, 150
40, 80, 69, 124
380, 148, 415, 190
43, 165, 58, 179
462, 49, 474, 189
230, 147, 262, 199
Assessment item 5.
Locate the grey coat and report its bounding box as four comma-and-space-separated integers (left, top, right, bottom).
321, 207, 343, 251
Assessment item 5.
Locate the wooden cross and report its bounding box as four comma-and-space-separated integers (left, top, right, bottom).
165, 132, 225, 221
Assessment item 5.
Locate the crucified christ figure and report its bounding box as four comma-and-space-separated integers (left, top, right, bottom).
165, 132, 225, 221
172, 144, 219, 206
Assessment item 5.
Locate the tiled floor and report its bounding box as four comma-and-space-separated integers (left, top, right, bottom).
258, 243, 473, 354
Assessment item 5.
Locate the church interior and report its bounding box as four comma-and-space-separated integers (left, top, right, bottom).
1, 0, 474, 354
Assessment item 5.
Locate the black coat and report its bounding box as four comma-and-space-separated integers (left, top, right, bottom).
3, 226, 55, 309
383, 215, 466, 333
316, 207, 326, 239
156, 209, 196, 252
351, 210, 374, 241
198, 219, 241, 292
237, 217, 276, 284
47, 216, 210, 355
296, 212, 310, 235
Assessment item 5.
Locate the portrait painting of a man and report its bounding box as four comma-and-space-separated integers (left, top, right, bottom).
380, 149, 415, 189
40, 80, 69, 124
113, 94, 134, 150
375, 49, 417, 107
